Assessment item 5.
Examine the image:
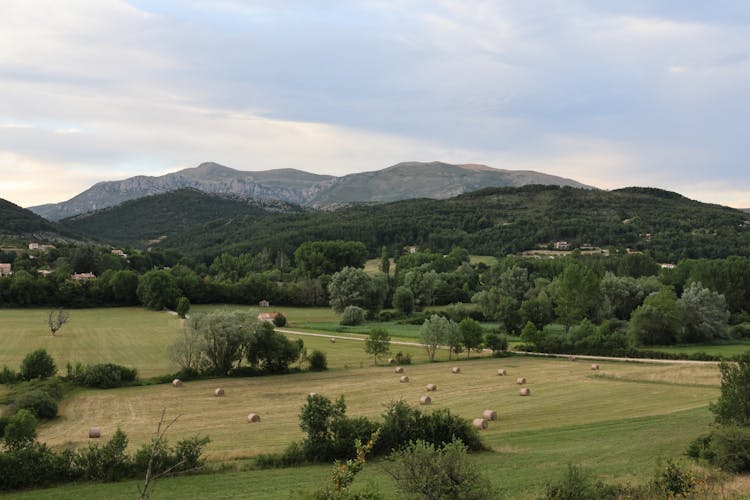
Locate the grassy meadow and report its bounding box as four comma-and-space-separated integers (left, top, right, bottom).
0, 306, 746, 498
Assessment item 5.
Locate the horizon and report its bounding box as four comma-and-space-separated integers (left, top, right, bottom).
2, 1, 750, 208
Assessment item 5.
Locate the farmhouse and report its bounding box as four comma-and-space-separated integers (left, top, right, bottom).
72, 272, 96, 281
554, 241, 570, 250
0, 263, 12, 276
259, 300, 270, 307
258, 312, 278, 323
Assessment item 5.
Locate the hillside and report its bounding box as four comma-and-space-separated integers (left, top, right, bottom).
0, 197, 78, 241
61, 188, 303, 247
30, 161, 588, 220
63, 185, 750, 262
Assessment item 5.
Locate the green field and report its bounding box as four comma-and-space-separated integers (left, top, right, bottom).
649, 339, 750, 357
1, 307, 747, 498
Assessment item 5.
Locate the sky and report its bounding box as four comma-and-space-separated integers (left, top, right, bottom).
1, 1, 749, 208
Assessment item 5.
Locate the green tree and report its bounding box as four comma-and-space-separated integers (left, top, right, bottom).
520, 291, 554, 329
419, 315, 455, 362
137, 270, 181, 310
628, 288, 681, 345
328, 267, 374, 313
175, 296, 191, 319
459, 318, 484, 358
677, 281, 730, 343
20, 348, 56, 380
393, 286, 415, 316
245, 321, 303, 373
710, 353, 750, 426
3, 409, 37, 450
295, 241, 367, 277
364, 327, 391, 365
187, 311, 254, 375
110, 269, 139, 305
552, 263, 601, 328
385, 439, 495, 500
497, 295, 523, 335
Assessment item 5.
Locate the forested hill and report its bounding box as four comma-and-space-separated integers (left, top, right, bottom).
61, 188, 304, 247
0, 197, 78, 241
62, 185, 750, 262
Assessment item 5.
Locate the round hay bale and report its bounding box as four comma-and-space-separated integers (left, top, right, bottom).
329, 337, 336, 343
247, 413, 261, 423
519, 387, 531, 396
451, 367, 461, 374
419, 395, 432, 405
214, 388, 225, 397
591, 363, 600, 371
394, 366, 405, 373
387, 358, 395, 364
309, 392, 317, 397
399, 375, 410, 383
482, 410, 497, 421
569, 355, 577, 361
516, 377, 526, 385
472, 418, 488, 430
425, 383, 437, 392
88, 427, 101, 439
497, 368, 507, 376
172, 378, 183, 387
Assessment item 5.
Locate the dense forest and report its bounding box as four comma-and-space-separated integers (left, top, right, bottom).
60, 185, 750, 262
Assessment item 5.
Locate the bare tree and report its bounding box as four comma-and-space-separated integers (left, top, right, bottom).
137, 409, 181, 500
48, 309, 70, 336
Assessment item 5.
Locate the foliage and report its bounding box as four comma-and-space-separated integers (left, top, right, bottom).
175, 296, 191, 319
2, 410, 37, 451
364, 327, 391, 364
73, 363, 138, 389
710, 353, 750, 426
329, 267, 380, 313
312, 430, 380, 500
245, 321, 303, 374
419, 314, 457, 362
47, 309, 70, 336
187, 311, 254, 375
385, 439, 495, 500
394, 351, 412, 365
651, 459, 700, 497
19, 348, 56, 380
393, 286, 415, 316
168, 325, 206, 372
73, 428, 133, 482
137, 270, 181, 310
543, 464, 625, 500
273, 312, 287, 327
552, 263, 601, 328
295, 241, 367, 277
459, 318, 483, 358
340, 306, 365, 326
628, 287, 681, 345
308, 350, 328, 372
677, 281, 730, 342
484, 332, 508, 356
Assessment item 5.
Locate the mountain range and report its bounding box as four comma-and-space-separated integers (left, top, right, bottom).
29, 161, 589, 220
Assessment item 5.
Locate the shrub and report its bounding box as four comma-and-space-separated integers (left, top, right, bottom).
19, 349, 56, 380
484, 332, 508, 356
385, 439, 495, 500
13, 390, 58, 419
341, 306, 365, 326
0, 366, 18, 384
705, 426, 750, 473
544, 464, 622, 500
255, 441, 306, 469
0, 442, 76, 491
2, 409, 37, 450
76, 363, 138, 389
134, 435, 210, 475
394, 352, 412, 365
73, 428, 133, 482
175, 296, 191, 319
308, 350, 328, 372
651, 460, 699, 497
273, 313, 287, 327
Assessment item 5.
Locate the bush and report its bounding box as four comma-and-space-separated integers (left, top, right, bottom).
134, 435, 210, 475
255, 441, 306, 469
0, 366, 18, 384
308, 350, 328, 371
484, 332, 508, 356
19, 349, 56, 380
651, 460, 699, 497
13, 390, 58, 419
73, 428, 133, 482
544, 464, 623, 500
273, 313, 287, 327
704, 426, 750, 473
394, 352, 412, 365
2, 409, 37, 450
175, 296, 191, 319
341, 306, 365, 326
729, 323, 750, 339
75, 363, 138, 389
385, 439, 495, 500
0, 442, 77, 491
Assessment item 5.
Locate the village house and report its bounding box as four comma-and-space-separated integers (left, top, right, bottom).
28, 243, 56, 251
554, 241, 570, 250
0, 263, 12, 276
72, 272, 96, 281
259, 300, 270, 308
257, 312, 278, 323
111, 249, 127, 258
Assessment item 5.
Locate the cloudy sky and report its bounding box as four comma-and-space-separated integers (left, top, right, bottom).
1, 1, 749, 208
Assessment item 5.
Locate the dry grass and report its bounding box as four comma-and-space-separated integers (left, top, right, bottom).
37, 357, 720, 461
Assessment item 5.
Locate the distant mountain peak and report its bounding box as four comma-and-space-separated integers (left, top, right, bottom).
29, 160, 591, 220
